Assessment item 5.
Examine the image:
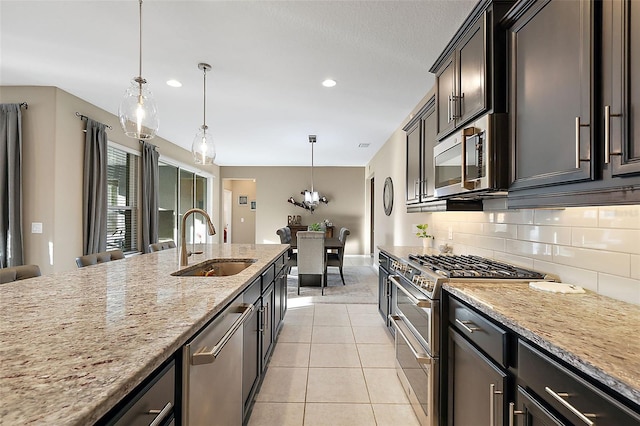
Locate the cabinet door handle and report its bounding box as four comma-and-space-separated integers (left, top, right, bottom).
544, 386, 596, 425
508, 402, 524, 426
448, 94, 452, 123
455, 318, 481, 333
575, 117, 590, 168
604, 105, 622, 165
192, 303, 255, 365
490, 383, 503, 426
148, 402, 173, 426
259, 306, 266, 334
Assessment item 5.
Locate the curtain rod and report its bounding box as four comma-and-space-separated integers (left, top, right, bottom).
75, 112, 113, 130
19, 102, 28, 109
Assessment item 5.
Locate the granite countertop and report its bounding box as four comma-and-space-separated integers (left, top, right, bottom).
444, 282, 640, 407
378, 245, 438, 261
0, 244, 288, 425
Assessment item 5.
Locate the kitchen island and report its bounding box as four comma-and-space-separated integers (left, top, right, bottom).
0, 244, 288, 425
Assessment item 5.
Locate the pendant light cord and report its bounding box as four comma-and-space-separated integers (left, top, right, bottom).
311, 138, 315, 192
203, 66, 207, 129
138, 0, 143, 80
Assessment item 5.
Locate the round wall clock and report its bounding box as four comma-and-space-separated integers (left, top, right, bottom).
383, 177, 394, 216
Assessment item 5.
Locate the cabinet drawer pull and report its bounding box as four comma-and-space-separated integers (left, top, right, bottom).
192, 303, 255, 365
508, 402, 524, 426
455, 318, 481, 333
544, 386, 596, 425
148, 402, 173, 426
490, 383, 502, 426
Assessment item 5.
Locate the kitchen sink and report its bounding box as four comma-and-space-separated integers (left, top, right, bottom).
171, 258, 257, 277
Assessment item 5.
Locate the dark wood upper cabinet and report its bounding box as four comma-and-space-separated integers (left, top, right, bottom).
603, 0, 640, 178
506, 0, 640, 207
405, 97, 436, 205
508, 0, 594, 191
431, 0, 514, 140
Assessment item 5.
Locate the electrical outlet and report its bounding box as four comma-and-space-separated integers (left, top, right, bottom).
32, 222, 43, 234
448, 227, 453, 240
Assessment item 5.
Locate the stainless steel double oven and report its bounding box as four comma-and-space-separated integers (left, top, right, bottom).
389, 260, 443, 426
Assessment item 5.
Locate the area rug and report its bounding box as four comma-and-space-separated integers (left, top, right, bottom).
286, 265, 378, 304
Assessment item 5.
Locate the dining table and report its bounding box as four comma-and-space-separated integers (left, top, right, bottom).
290, 237, 343, 250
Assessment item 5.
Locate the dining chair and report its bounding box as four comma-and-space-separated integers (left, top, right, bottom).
296, 231, 326, 295
326, 227, 350, 285
75, 249, 125, 268
277, 227, 297, 274
149, 240, 177, 252
0, 264, 42, 284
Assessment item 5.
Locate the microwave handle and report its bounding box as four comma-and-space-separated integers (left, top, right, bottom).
460, 126, 480, 190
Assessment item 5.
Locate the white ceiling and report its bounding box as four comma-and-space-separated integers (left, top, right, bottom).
0, 0, 476, 166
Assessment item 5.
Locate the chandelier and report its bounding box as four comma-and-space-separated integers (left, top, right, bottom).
288, 135, 328, 213
118, 0, 159, 140
192, 62, 216, 164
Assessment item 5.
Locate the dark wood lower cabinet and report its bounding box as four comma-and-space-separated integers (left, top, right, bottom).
513, 386, 565, 426
448, 327, 508, 426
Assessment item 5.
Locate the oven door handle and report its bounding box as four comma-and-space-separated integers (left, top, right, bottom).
389, 314, 433, 365
389, 275, 432, 309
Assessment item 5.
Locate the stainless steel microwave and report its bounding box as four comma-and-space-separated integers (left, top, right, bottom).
433, 113, 509, 199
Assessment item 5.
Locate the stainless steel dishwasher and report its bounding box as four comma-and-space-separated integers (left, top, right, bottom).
182, 294, 254, 425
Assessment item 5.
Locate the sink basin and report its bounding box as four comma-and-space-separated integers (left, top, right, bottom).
171, 258, 257, 277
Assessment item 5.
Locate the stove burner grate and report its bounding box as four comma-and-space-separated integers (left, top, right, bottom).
408, 254, 546, 280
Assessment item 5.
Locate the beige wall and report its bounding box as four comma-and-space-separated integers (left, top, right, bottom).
1, 86, 220, 274
220, 166, 366, 254
367, 89, 640, 305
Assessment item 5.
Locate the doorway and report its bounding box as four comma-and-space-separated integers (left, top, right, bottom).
223, 189, 232, 243
222, 178, 257, 244
370, 177, 375, 255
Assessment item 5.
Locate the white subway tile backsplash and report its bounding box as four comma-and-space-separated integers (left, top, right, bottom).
571, 228, 640, 254
505, 239, 553, 261
534, 207, 598, 227
517, 225, 572, 245
553, 246, 630, 276
435, 205, 640, 305
632, 255, 640, 280
597, 273, 640, 305
532, 260, 599, 292
598, 205, 640, 229
484, 223, 518, 239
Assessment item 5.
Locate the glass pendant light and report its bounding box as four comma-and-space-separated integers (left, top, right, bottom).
118, 0, 159, 139
192, 62, 216, 164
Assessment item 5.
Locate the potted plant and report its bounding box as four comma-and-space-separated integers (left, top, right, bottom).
308, 222, 323, 232
416, 224, 433, 249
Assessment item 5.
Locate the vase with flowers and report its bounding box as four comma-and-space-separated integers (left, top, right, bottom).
416, 224, 433, 249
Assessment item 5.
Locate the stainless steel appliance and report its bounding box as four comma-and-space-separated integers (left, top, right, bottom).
388, 254, 551, 426
433, 114, 508, 199
182, 295, 254, 425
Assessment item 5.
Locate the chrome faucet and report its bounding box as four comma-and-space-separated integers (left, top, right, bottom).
180, 208, 216, 266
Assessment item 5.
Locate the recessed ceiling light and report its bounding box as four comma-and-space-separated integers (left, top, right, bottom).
166, 79, 182, 88
359, 143, 370, 148
322, 79, 337, 88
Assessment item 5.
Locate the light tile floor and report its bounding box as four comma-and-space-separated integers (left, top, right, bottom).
247, 302, 421, 426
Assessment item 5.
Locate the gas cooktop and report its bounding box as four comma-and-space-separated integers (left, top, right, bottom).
407, 254, 547, 280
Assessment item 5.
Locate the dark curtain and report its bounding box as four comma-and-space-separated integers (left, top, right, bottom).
82, 118, 108, 255
141, 141, 159, 253
0, 104, 24, 267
